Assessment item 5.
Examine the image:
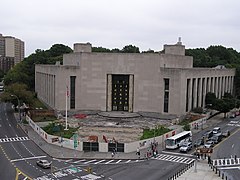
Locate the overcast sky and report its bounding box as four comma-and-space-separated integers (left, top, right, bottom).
1, 0, 240, 56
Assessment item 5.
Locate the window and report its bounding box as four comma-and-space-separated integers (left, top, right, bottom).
70, 76, 76, 109
164, 78, 170, 113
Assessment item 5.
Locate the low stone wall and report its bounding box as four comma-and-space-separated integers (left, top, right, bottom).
26, 113, 209, 153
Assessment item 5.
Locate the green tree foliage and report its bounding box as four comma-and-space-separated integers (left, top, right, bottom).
4, 44, 72, 91
92, 47, 111, 53
140, 126, 170, 140
121, 45, 140, 53
0, 83, 35, 106
213, 98, 235, 117
186, 46, 240, 68
205, 92, 217, 107
183, 124, 190, 131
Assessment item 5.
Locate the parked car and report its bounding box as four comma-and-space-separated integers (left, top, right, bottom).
204, 140, 214, 148
222, 130, 230, 137
212, 127, 221, 134
36, 159, 52, 169
194, 138, 204, 147
210, 133, 222, 144
180, 142, 192, 152
202, 130, 213, 140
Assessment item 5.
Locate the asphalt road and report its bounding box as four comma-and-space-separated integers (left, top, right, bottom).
0, 102, 102, 180
85, 158, 187, 180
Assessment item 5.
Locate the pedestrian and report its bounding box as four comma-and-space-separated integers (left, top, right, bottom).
235, 155, 237, 162
112, 151, 115, 158
136, 147, 140, 158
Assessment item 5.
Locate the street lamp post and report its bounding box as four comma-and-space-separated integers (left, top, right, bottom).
11, 94, 21, 122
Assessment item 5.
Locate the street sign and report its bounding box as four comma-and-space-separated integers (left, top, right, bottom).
73, 133, 78, 148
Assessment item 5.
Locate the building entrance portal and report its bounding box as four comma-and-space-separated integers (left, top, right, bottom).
112, 75, 129, 111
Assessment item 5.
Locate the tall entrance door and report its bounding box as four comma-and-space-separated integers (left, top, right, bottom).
112, 75, 129, 111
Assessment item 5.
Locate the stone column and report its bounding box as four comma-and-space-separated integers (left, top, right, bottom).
219, 77, 222, 98
107, 74, 112, 111
222, 76, 225, 97
129, 75, 134, 112
211, 77, 215, 93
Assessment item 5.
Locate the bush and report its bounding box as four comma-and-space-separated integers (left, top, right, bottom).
140, 126, 171, 140
183, 124, 190, 131
42, 123, 78, 139
192, 107, 203, 114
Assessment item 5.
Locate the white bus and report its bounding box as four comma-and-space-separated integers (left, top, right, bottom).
165, 131, 192, 149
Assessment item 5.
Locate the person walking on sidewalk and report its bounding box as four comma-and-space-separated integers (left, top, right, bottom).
136, 147, 140, 159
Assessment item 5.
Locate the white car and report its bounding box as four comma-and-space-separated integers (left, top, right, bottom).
180, 142, 192, 152
212, 127, 221, 134
36, 159, 52, 169
204, 140, 214, 148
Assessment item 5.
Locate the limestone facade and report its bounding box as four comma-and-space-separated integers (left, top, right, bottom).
35, 40, 235, 116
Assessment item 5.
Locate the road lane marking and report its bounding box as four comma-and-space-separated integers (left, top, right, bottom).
162, 150, 194, 157
232, 144, 234, 148
213, 128, 240, 150
10, 155, 46, 162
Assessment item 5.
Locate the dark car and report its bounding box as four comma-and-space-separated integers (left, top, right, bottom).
194, 138, 204, 147
36, 159, 52, 169
202, 130, 213, 140
210, 133, 222, 144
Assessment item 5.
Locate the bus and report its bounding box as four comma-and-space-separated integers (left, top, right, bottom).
165, 131, 192, 149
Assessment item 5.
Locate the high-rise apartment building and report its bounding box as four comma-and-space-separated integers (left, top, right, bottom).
0, 33, 24, 72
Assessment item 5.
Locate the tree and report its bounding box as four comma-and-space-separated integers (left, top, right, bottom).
47, 44, 73, 57
121, 45, 140, 53
183, 124, 190, 131
4, 44, 72, 91
92, 47, 111, 53
214, 98, 235, 118
0, 83, 35, 106
205, 92, 216, 108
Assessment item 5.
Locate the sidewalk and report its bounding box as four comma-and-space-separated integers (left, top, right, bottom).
177, 161, 221, 180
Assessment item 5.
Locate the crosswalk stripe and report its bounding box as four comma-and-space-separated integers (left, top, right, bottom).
74, 159, 86, 163
213, 158, 240, 166
125, 160, 131, 163
105, 160, 114, 164
154, 154, 194, 164
116, 160, 122, 164
94, 160, 106, 164
84, 159, 97, 164
0, 137, 30, 143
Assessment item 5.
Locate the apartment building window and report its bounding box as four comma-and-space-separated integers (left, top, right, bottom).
164, 78, 169, 113
70, 76, 76, 109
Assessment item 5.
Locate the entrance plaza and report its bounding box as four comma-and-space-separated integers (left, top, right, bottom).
54, 111, 177, 143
